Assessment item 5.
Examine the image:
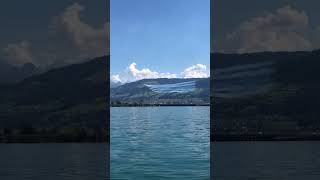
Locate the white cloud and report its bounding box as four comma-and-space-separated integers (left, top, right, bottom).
56, 3, 109, 57
111, 62, 177, 83
223, 5, 313, 53
2, 3, 108, 67
111, 74, 123, 83
3, 41, 34, 66
128, 63, 177, 80
111, 63, 209, 84
181, 64, 209, 78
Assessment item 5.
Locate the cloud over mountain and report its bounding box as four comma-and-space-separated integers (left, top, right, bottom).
1, 3, 108, 67
111, 63, 177, 83
215, 5, 320, 53
128, 63, 177, 80
181, 64, 209, 78
57, 3, 109, 57
3, 41, 34, 66
111, 63, 209, 83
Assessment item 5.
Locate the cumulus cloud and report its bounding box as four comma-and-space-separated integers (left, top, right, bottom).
2, 3, 108, 67
55, 3, 109, 58
181, 64, 209, 78
112, 63, 177, 83
222, 5, 314, 53
3, 41, 34, 66
111, 74, 123, 83
128, 63, 177, 80
111, 63, 209, 84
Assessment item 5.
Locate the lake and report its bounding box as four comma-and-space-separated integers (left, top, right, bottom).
2, 109, 318, 180
111, 106, 210, 179
212, 141, 320, 180
0, 143, 109, 180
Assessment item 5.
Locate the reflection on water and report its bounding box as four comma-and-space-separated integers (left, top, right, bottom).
111, 106, 210, 179
212, 142, 320, 180
0, 143, 109, 180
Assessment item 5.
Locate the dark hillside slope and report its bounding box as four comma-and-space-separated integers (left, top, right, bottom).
212, 51, 320, 140
0, 56, 109, 142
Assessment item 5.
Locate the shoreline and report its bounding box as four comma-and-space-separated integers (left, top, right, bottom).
3, 134, 320, 143
110, 104, 210, 107
0, 128, 109, 143
0, 138, 109, 143
0, 136, 109, 143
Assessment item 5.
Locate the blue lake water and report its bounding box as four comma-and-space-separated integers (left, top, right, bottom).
111, 106, 210, 179
212, 142, 320, 180
0, 115, 319, 180
0, 143, 109, 180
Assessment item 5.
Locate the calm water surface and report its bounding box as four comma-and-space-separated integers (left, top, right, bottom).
111, 106, 210, 179
212, 141, 320, 180
0, 143, 108, 180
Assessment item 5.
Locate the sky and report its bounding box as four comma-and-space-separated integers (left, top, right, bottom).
212, 0, 320, 53
0, 0, 108, 68
5, 0, 319, 80
111, 0, 210, 83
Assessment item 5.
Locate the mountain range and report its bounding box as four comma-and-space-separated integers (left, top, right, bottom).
0, 61, 39, 84
1, 49, 320, 141
212, 50, 320, 140
0, 56, 109, 142
110, 78, 210, 105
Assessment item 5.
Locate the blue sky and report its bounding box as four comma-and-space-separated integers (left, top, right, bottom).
111, 0, 210, 82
